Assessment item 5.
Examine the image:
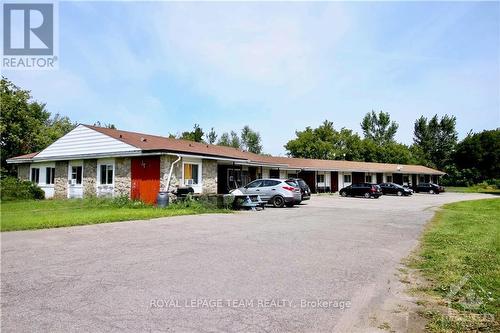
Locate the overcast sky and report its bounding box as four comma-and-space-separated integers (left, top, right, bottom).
4, 1, 500, 155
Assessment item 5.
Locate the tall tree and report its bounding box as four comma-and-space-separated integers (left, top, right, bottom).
285, 120, 363, 160
453, 129, 500, 183
217, 132, 231, 146
0, 78, 76, 175
93, 121, 116, 129
361, 110, 398, 145
240, 125, 263, 154
413, 114, 457, 169
230, 131, 241, 149
180, 124, 204, 142
205, 127, 218, 144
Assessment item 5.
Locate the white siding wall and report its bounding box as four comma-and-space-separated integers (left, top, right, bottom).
35, 125, 140, 159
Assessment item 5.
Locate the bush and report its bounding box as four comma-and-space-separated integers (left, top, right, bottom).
0, 177, 45, 201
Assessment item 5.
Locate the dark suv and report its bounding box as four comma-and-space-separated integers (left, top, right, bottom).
287, 178, 311, 201
379, 182, 412, 196
415, 183, 444, 194
339, 183, 382, 199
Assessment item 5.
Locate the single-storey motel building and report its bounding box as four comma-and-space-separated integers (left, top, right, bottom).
7, 125, 445, 203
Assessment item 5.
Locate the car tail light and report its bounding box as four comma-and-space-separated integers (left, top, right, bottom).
282, 186, 296, 192
371, 186, 376, 192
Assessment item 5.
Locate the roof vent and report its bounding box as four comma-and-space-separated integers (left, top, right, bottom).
119, 134, 123, 138
141, 137, 147, 142
189, 143, 193, 147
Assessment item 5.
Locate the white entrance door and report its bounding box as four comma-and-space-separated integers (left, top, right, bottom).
68, 162, 84, 198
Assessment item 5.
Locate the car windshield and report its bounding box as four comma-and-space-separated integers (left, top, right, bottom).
285, 181, 298, 187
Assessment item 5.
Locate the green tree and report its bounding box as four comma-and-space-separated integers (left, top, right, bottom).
180, 124, 205, 142
0, 78, 76, 175
453, 129, 500, 183
240, 125, 263, 154
230, 131, 241, 149
217, 132, 231, 146
205, 127, 218, 144
413, 114, 457, 169
93, 121, 116, 129
361, 110, 398, 145
285, 120, 363, 160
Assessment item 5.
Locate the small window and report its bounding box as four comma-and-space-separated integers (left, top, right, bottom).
419, 176, 425, 183
288, 173, 298, 179
403, 175, 409, 183
262, 180, 280, 187
386, 175, 393, 183
246, 180, 263, 188
183, 163, 199, 185
365, 175, 372, 183
71, 166, 82, 184
100, 164, 114, 185
316, 174, 325, 183
31, 168, 40, 184
343, 174, 352, 183
46, 167, 55, 184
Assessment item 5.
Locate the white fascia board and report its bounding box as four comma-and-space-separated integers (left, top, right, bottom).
165, 152, 248, 163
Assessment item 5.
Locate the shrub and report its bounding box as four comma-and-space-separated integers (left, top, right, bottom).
0, 177, 45, 201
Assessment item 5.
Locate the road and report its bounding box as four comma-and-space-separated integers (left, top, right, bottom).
1, 192, 494, 332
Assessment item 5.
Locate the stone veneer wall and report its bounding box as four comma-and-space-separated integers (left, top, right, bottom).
202, 159, 218, 194
160, 155, 181, 192
54, 161, 68, 199
114, 157, 131, 197
17, 164, 30, 181
83, 159, 97, 197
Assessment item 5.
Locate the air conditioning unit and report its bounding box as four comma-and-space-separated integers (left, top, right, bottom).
185, 179, 194, 185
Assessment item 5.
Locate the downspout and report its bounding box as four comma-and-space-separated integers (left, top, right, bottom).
166, 155, 181, 193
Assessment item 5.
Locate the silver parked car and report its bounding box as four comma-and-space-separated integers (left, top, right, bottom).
231, 179, 302, 208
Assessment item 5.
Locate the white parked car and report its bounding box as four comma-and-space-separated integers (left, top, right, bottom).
231, 179, 302, 207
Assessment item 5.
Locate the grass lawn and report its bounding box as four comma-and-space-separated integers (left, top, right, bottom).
446, 185, 500, 195
1, 198, 230, 232
410, 198, 500, 332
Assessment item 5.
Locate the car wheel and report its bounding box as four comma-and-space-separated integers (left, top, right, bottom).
429, 189, 434, 194
397, 191, 402, 196
340, 191, 347, 197
272, 196, 285, 208
364, 192, 370, 199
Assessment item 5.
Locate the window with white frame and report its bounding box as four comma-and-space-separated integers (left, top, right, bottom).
386, 175, 393, 182
365, 174, 372, 183
183, 163, 200, 185
31, 168, 40, 183
99, 164, 114, 185
316, 174, 325, 183
343, 174, 352, 183
46, 167, 55, 184
71, 166, 83, 184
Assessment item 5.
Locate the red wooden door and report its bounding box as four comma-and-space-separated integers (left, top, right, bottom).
331, 171, 338, 192
131, 157, 160, 204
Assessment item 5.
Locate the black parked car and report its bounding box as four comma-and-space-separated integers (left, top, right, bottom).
339, 183, 382, 199
287, 178, 311, 201
415, 183, 444, 194
378, 182, 412, 196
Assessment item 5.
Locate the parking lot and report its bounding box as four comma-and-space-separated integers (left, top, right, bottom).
1, 192, 495, 332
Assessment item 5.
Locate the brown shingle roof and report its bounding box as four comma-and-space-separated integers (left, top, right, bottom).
7, 125, 445, 175
9, 152, 39, 160
87, 125, 444, 175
